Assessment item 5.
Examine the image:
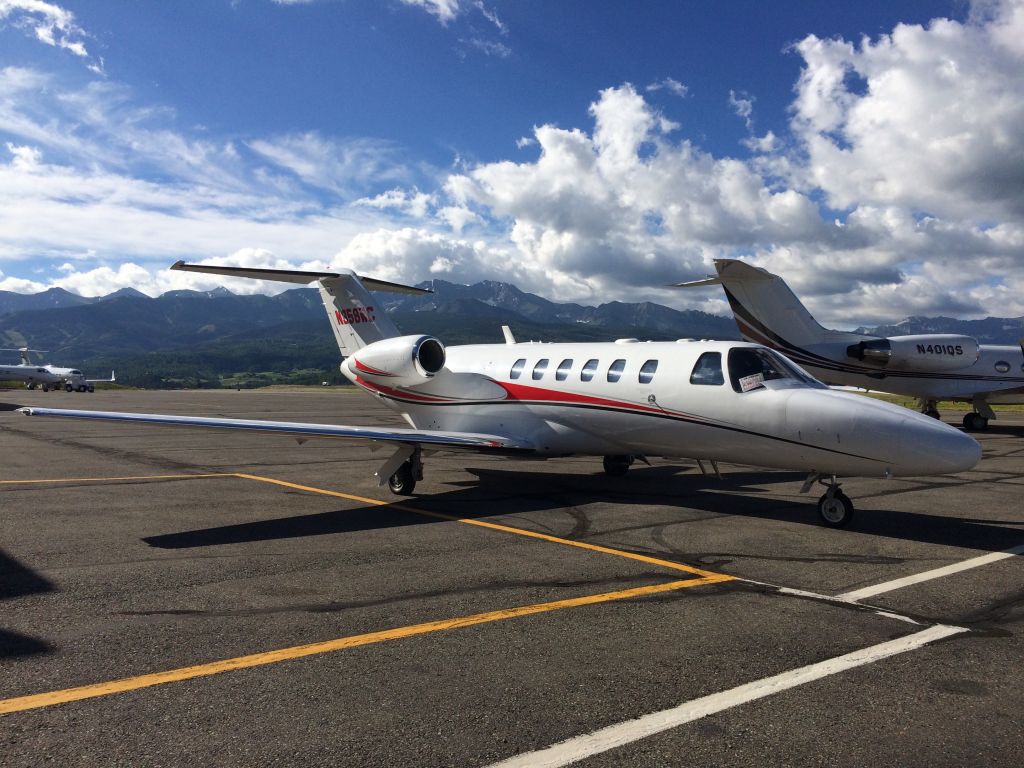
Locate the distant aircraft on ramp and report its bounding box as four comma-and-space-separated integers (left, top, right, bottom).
18, 261, 980, 528
0, 348, 115, 393
677, 259, 1024, 431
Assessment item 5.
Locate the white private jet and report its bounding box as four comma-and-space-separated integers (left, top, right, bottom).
0, 348, 114, 393
18, 261, 981, 528
677, 260, 1024, 431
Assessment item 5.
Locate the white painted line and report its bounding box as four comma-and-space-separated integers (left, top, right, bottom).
485, 624, 966, 768
838, 543, 1024, 603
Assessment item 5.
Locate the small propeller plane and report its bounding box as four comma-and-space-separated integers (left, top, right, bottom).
677, 259, 1024, 431
18, 261, 981, 528
0, 347, 115, 392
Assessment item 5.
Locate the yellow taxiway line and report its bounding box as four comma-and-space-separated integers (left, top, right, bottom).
0, 470, 733, 716
0, 473, 235, 485
234, 473, 725, 579
0, 577, 722, 716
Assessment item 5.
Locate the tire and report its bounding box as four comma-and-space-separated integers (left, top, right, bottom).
388, 462, 417, 495
87, 385, 95, 393
602, 455, 632, 477
817, 490, 854, 528
963, 412, 989, 431
924, 408, 940, 420
65, 384, 74, 392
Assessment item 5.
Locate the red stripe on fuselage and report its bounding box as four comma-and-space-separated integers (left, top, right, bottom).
353, 359, 395, 377
357, 373, 710, 424
354, 376, 453, 403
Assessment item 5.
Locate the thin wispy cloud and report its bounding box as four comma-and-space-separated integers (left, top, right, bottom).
0, 0, 103, 72
646, 77, 688, 98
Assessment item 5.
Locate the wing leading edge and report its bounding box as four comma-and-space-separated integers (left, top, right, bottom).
18, 407, 532, 452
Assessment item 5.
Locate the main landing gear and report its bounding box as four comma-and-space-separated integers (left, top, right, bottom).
388, 461, 418, 495
602, 454, 634, 477
380, 445, 423, 496
963, 412, 989, 431
802, 473, 854, 528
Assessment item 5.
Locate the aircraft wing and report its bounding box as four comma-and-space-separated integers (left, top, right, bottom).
86, 371, 116, 384
17, 407, 532, 453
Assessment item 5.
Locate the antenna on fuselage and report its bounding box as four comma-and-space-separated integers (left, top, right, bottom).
501, 325, 517, 345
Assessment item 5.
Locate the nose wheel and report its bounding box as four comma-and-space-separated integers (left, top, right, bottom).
817, 487, 854, 527
804, 473, 855, 527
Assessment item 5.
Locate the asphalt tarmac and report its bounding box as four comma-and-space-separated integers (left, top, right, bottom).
0, 389, 1021, 767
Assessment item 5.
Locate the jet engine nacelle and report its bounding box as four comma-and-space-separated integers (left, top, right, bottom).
846, 334, 980, 372
347, 334, 446, 386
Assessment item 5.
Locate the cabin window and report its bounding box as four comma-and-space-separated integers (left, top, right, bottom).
509, 359, 526, 380
727, 347, 807, 392
638, 359, 658, 384
689, 352, 724, 386
532, 359, 549, 380
995, 360, 1011, 373
607, 359, 626, 383
581, 359, 599, 382
556, 359, 573, 381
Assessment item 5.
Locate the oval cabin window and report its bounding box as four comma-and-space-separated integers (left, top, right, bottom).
994, 360, 1011, 373
638, 360, 658, 384
556, 359, 573, 381
607, 359, 626, 383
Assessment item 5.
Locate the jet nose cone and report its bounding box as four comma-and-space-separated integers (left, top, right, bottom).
896, 415, 981, 476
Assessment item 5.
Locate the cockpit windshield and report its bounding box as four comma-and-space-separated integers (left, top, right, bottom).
727, 347, 821, 392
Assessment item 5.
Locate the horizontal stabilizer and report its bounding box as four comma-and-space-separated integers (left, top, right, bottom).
170, 261, 432, 295
672, 276, 722, 288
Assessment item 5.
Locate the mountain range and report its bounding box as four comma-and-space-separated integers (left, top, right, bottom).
1, 280, 1021, 388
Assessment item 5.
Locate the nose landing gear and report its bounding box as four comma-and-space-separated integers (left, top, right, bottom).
802, 473, 855, 527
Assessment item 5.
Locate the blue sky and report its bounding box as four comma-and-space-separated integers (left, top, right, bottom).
1, 0, 1023, 325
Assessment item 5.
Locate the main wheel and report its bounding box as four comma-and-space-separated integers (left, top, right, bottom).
388, 461, 417, 495
817, 490, 854, 528
65, 383, 73, 392
87, 385, 95, 393
924, 408, 941, 419
26, 383, 36, 390
602, 455, 632, 477
963, 412, 989, 431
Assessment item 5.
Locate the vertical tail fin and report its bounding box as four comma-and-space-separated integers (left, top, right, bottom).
170, 262, 431, 356
675, 259, 857, 347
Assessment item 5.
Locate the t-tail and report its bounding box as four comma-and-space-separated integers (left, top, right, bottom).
675, 258, 862, 349
170, 261, 430, 356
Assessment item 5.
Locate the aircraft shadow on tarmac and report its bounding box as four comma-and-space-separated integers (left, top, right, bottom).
143, 464, 1024, 556
0, 550, 56, 658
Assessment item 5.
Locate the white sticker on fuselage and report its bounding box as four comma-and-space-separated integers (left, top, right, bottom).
739, 373, 765, 392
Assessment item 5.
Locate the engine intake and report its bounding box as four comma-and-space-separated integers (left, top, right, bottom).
847, 334, 979, 372
347, 334, 446, 387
